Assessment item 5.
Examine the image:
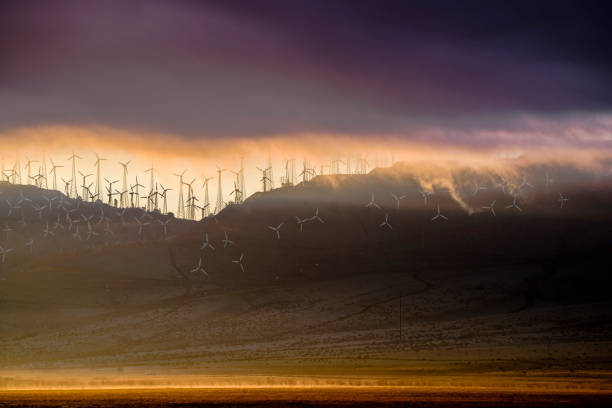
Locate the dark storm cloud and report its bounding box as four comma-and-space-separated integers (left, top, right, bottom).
1, 0, 612, 141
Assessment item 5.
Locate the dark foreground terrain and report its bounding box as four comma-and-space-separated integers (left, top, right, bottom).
1, 163, 611, 406
1, 387, 612, 408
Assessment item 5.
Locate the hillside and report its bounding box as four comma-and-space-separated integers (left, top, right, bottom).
1, 163, 611, 388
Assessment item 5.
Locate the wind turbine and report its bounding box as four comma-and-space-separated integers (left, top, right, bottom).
518, 176, 533, 190
32, 203, 46, 219
222, 231, 234, 248
159, 184, 172, 214
202, 175, 213, 217
2, 224, 12, 240
184, 178, 196, 219
93, 153, 107, 198
61, 178, 71, 196
267, 222, 283, 240
505, 196, 522, 212
239, 156, 246, 200
295, 216, 305, 232
0, 246, 14, 264
230, 181, 242, 205
214, 166, 225, 214
174, 170, 186, 218
431, 204, 448, 221
157, 218, 171, 237
134, 217, 149, 239
365, 193, 381, 209
118, 161, 131, 208
72, 224, 82, 241
116, 208, 127, 226
232, 253, 245, 272
31, 170, 46, 188
473, 182, 488, 195
558, 193, 569, 208
104, 178, 119, 205
185, 195, 200, 220
390, 193, 408, 209
24, 157, 38, 185
49, 159, 64, 190
496, 177, 508, 194
78, 171, 92, 201
230, 170, 243, 203
190, 256, 207, 276
2, 168, 15, 183
307, 208, 324, 223
86, 227, 99, 241
200, 232, 215, 251
379, 213, 392, 229
256, 166, 271, 192
12, 159, 21, 184
481, 200, 497, 216
67, 152, 82, 198
5, 200, 19, 217
43, 221, 55, 237
41, 152, 48, 188
144, 166, 155, 209
420, 189, 433, 206
133, 176, 145, 208
298, 161, 316, 183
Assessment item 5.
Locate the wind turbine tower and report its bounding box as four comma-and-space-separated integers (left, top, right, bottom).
239, 156, 246, 201
230, 171, 242, 203
41, 152, 48, 188
24, 157, 38, 185
119, 160, 130, 207
145, 166, 155, 210
184, 178, 196, 219
14, 157, 21, 184
174, 170, 186, 218
267, 154, 274, 189
94, 153, 106, 198
203, 175, 213, 217
49, 159, 63, 190
214, 166, 225, 214
67, 152, 81, 198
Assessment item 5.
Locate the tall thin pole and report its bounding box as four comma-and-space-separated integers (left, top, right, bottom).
175, 172, 185, 218
203, 177, 212, 217
267, 154, 274, 189
215, 167, 225, 214
41, 152, 47, 188
239, 156, 246, 201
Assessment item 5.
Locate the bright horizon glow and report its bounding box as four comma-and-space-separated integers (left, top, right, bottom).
1, 121, 611, 217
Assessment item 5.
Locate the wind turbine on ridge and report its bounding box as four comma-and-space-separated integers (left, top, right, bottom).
118, 160, 131, 208
49, 159, 64, 191
93, 153, 107, 199
67, 152, 82, 198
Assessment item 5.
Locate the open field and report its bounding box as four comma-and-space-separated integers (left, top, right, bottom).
1, 386, 612, 407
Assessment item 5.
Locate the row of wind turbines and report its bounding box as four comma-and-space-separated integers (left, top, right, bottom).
1, 153, 394, 221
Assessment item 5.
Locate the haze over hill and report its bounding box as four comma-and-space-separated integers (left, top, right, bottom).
0, 160, 611, 389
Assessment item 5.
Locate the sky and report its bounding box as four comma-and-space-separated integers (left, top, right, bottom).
1, 1, 612, 143
1, 1, 612, 213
